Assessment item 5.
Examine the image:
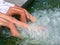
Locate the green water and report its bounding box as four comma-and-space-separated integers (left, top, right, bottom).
26, 0, 60, 12
1, 0, 60, 45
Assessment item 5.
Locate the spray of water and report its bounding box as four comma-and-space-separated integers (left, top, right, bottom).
16, 8, 60, 45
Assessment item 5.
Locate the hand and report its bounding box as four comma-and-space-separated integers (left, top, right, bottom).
0, 14, 29, 28
0, 18, 24, 39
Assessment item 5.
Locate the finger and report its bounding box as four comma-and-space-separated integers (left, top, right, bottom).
0, 18, 14, 27
0, 18, 15, 29
24, 10, 36, 22
0, 14, 21, 24
0, 14, 14, 22
0, 18, 10, 24
0, 14, 26, 27
0, 20, 7, 26
0, 20, 14, 28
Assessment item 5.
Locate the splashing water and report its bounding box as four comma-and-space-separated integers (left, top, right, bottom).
17, 8, 60, 45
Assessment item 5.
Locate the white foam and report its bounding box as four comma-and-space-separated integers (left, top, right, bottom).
17, 8, 60, 45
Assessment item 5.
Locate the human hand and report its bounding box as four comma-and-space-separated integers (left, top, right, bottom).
0, 18, 24, 39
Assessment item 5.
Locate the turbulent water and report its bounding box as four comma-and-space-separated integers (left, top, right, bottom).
17, 8, 60, 45
17, 0, 60, 45
16, 0, 60, 45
